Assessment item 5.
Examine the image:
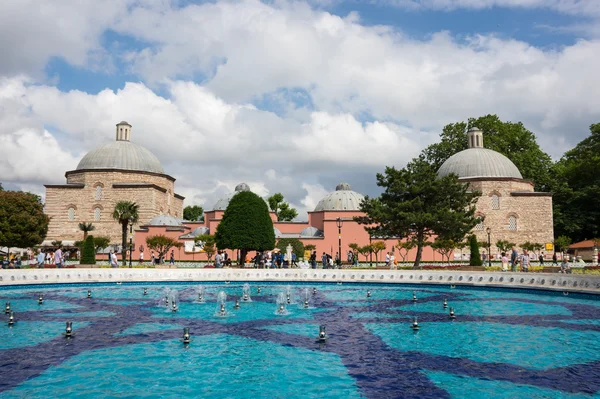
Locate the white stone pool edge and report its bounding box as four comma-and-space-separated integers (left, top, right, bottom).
1, 269, 600, 295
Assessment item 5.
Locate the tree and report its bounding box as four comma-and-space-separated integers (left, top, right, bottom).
183, 205, 204, 222
276, 238, 304, 261
421, 114, 554, 191
51, 240, 63, 248
0, 190, 49, 248
356, 158, 481, 269
146, 235, 183, 263
495, 239, 516, 255
521, 241, 543, 256
267, 193, 298, 222
81, 235, 96, 265
348, 243, 361, 259
195, 234, 216, 262
112, 201, 139, 266
431, 239, 456, 263
369, 241, 387, 267
552, 123, 600, 241
215, 191, 276, 266
304, 244, 316, 252
396, 240, 416, 262
93, 236, 111, 252
469, 235, 482, 266
78, 222, 96, 240
357, 245, 372, 264
554, 236, 572, 254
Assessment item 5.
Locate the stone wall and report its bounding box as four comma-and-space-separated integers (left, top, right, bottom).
45, 170, 185, 245
467, 180, 553, 255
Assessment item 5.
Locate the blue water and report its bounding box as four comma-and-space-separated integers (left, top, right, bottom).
1, 282, 600, 398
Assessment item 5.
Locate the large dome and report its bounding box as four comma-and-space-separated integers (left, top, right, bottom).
76, 141, 164, 174
437, 148, 522, 180
314, 182, 364, 212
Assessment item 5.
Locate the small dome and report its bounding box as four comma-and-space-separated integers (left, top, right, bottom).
77, 141, 164, 174
314, 182, 365, 212
191, 226, 209, 236
212, 183, 270, 211
235, 183, 250, 192
149, 215, 181, 226
300, 226, 324, 237
437, 148, 522, 180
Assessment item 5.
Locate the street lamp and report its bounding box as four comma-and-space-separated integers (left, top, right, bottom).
336, 218, 343, 268
128, 217, 134, 268
486, 227, 492, 267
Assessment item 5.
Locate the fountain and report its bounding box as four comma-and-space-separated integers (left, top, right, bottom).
87, 290, 92, 299
285, 286, 294, 304
215, 291, 228, 317
449, 307, 456, 319
317, 325, 327, 341
63, 321, 74, 338
169, 290, 179, 312
5, 302, 11, 314
234, 299, 240, 309
312, 287, 317, 295
196, 286, 206, 303
276, 293, 288, 315
301, 288, 311, 309
443, 298, 448, 309
412, 292, 417, 302
367, 290, 371, 298
182, 327, 192, 345
38, 294, 44, 305
143, 288, 148, 296
411, 317, 420, 331
257, 287, 262, 294
8, 311, 15, 326
242, 283, 252, 302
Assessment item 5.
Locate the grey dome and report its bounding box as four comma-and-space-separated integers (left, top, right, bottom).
314, 182, 365, 212
235, 183, 250, 192
149, 214, 181, 226
212, 183, 270, 211
300, 226, 324, 237
76, 141, 164, 174
437, 148, 522, 179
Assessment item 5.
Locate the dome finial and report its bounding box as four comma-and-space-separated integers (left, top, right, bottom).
336, 182, 352, 191
116, 121, 132, 142
467, 127, 483, 149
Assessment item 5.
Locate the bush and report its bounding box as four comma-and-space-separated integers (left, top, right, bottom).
469, 235, 482, 266
81, 235, 96, 265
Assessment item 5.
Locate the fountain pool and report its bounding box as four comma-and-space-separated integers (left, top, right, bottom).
1, 282, 600, 398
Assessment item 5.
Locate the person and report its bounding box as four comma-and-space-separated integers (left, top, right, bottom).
520, 249, 530, 273
482, 252, 487, 263
539, 252, 544, 266
560, 257, 571, 274
139, 250, 144, 265
354, 252, 359, 266
292, 252, 297, 267
552, 252, 558, 266
389, 253, 395, 270
36, 250, 45, 268
169, 250, 175, 266
335, 252, 340, 268
310, 251, 317, 269
321, 252, 327, 269
215, 251, 223, 268
150, 251, 155, 265
385, 252, 391, 267
110, 250, 119, 268
347, 251, 353, 264
54, 246, 63, 268
501, 252, 508, 272
510, 246, 518, 272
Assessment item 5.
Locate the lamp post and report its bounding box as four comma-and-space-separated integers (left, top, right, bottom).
336, 218, 343, 268
128, 217, 134, 268
486, 227, 492, 267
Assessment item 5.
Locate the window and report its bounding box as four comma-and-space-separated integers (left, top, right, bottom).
491, 194, 500, 210
476, 135, 480, 147
94, 207, 101, 221
508, 215, 517, 231
95, 185, 102, 200
68, 207, 75, 221
475, 221, 484, 231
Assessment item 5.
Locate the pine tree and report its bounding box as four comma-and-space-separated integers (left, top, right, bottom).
469, 235, 482, 266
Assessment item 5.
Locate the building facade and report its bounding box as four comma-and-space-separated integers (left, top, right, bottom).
44, 122, 184, 246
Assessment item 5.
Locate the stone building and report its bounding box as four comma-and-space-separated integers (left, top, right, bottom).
437, 127, 554, 256
43, 121, 184, 246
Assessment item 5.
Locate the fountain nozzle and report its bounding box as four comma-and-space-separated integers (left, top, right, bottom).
171, 301, 178, 312
87, 290, 92, 299
286, 294, 291, 304
443, 299, 448, 309
412, 292, 417, 302
318, 325, 327, 341
234, 299, 240, 309
449, 307, 456, 319
312, 288, 317, 295
411, 317, 420, 331
8, 311, 15, 326
182, 327, 192, 344
304, 300, 309, 309
64, 321, 73, 338
38, 295, 44, 305
257, 287, 262, 294
367, 290, 371, 298
143, 288, 148, 296
219, 303, 226, 316
4, 302, 10, 314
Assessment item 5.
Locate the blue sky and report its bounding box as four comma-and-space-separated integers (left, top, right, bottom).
1, 0, 600, 213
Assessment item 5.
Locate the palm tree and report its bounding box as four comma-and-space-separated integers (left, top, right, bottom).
78, 222, 96, 239
112, 201, 139, 266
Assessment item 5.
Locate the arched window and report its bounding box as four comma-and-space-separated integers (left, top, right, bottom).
95, 185, 102, 200
68, 207, 75, 221
94, 207, 101, 221
491, 194, 500, 210
508, 215, 517, 231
